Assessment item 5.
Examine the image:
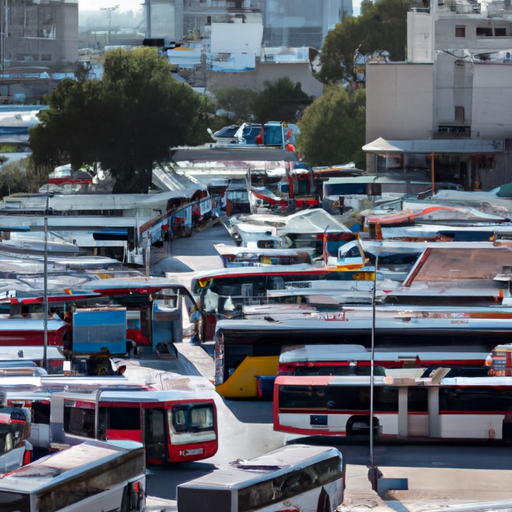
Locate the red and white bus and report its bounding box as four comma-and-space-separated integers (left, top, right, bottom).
8, 388, 218, 465
274, 371, 512, 442
278, 345, 489, 378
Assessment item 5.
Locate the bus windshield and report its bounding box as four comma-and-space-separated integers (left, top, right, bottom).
170, 404, 214, 433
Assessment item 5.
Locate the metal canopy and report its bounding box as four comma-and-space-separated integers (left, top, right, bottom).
171, 146, 299, 163
363, 137, 504, 154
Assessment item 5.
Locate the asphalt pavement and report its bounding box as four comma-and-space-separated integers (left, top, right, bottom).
144, 222, 512, 512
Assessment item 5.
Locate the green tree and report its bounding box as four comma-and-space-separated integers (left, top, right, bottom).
212, 87, 257, 122
297, 86, 366, 168
0, 158, 30, 197
30, 47, 209, 193
252, 77, 311, 123
318, 0, 409, 84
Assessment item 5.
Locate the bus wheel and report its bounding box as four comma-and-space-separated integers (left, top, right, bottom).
346, 416, 378, 437
316, 487, 331, 512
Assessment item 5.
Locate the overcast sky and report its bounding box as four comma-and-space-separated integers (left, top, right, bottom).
80, 0, 143, 12
80, 0, 361, 15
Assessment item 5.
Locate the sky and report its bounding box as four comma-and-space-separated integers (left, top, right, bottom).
80, 0, 362, 15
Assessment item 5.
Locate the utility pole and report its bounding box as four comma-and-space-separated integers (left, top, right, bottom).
100, 5, 118, 46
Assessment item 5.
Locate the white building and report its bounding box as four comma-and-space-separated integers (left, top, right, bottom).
365, 0, 512, 190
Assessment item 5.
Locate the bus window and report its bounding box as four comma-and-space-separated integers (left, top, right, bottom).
32, 401, 51, 425
408, 387, 428, 412
109, 407, 140, 430
63, 404, 95, 438
170, 404, 214, 433
377, 387, 399, 412
442, 387, 512, 411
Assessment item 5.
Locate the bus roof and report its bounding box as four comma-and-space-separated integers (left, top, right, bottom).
191, 264, 333, 286
0, 440, 143, 494
0, 346, 64, 361
98, 389, 216, 403
276, 374, 512, 387
279, 345, 488, 364
178, 445, 341, 489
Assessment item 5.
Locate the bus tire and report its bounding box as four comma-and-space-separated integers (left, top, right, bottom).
346, 416, 378, 437
317, 487, 331, 512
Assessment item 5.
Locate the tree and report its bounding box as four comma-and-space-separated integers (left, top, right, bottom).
318, 0, 409, 84
30, 47, 209, 193
297, 86, 366, 168
0, 157, 47, 197
212, 87, 257, 122
252, 77, 311, 123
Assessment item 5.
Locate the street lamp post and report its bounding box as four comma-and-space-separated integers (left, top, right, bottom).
42, 190, 49, 372
100, 5, 119, 46
369, 251, 379, 490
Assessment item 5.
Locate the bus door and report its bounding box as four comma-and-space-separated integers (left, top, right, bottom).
144, 406, 168, 465
152, 288, 183, 354
406, 387, 429, 438
28, 400, 51, 449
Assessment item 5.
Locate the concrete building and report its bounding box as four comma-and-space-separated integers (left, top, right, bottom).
252, 0, 353, 50
365, 0, 512, 190
0, 0, 78, 67
144, 0, 351, 50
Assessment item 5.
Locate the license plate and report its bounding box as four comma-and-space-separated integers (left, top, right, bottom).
183, 448, 204, 456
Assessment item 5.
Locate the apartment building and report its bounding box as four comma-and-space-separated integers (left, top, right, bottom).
145, 0, 351, 49
365, 0, 512, 190
0, 0, 78, 67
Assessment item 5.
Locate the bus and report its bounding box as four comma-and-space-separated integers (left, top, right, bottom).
278, 345, 489, 377
0, 407, 32, 474
177, 444, 344, 512
273, 370, 512, 441
214, 303, 512, 398
192, 266, 384, 341
9, 387, 218, 465
0, 440, 146, 512
254, 344, 488, 401
0, 280, 199, 358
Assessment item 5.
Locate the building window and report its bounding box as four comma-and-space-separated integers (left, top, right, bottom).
16, 54, 37, 62
476, 27, 493, 37
207, 16, 211, 24
455, 106, 465, 122
41, 54, 52, 61
455, 107, 464, 122
455, 25, 465, 37
495, 28, 507, 36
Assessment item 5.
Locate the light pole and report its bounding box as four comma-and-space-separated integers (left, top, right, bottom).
100, 5, 118, 46
42, 189, 49, 372
369, 251, 379, 490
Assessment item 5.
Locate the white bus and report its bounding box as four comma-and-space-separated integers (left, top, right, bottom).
274, 370, 512, 442
0, 440, 146, 512
177, 444, 344, 512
